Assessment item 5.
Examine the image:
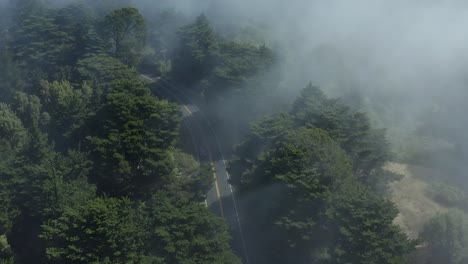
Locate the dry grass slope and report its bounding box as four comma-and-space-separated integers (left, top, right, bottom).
385, 162, 449, 238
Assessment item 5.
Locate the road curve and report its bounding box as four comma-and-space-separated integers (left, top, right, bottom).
140, 74, 249, 263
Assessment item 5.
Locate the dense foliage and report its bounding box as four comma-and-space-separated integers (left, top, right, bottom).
229, 84, 415, 263
0, 0, 426, 264
420, 210, 468, 264
0, 1, 241, 263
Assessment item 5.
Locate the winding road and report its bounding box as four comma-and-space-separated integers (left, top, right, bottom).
140, 74, 249, 263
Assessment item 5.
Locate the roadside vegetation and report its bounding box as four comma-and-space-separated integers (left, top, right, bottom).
0, 0, 466, 263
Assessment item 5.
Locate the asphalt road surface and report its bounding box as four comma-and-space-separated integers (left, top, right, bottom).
140, 75, 249, 263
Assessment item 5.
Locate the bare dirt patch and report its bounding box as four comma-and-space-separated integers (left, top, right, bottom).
385, 162, 449, 238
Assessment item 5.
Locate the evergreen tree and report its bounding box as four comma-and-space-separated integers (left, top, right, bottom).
41, 197, 150, 264
328, 179, 416, 264
38, 80, 93, 149
291, 84, 390, 183
173, 14, 219, 85
13, 14, 72, 79
76, 54, 139, 96
101, 7, 146, 66
206, 41, 275, 98
146, 193, 241, 264
229, 85, 414, 263
87, 80, 181, 198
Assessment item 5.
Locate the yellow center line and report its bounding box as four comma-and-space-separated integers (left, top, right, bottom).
211, 162, 225, 218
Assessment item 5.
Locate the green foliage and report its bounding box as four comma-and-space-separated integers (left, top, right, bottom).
0, 258, 14, 264
38, 80, 92, 148
0, 190, 16, 237
0, 3, 241, 263
5, 147, 93, 220
166, 151, 213, 202
420, 210, 468, 264
292, 84, 390, 179
0, 2, 414, 263
40, 151, 96, 219
252, 127, 351, 195
146, 193, 241, 264
0, 144, 18, 237
12, 92, 44, 133
230, 85, 413, 263
0, 105, 21, 235
328, 179, 416, 264
102, 8, 146, 66
208, 41, 274, 93
231, 84, 392, 191
76, 54, 138, 94
228, 113, 295, 187
87, 80, 181, 198
173, 14, 219, 84
0, 51, 24, 103
198, 41, 276, 101
41, 193, 240, 264
41, 197, 149, 263
10, 92, 50, 165
53, 4, 101, 61
0, 103, 29, 150
264, 129, 352, 261
233, 128, 343, 262
140, 8, 187, 75
0, 97, 95, 260
3, 145, 95, 261
13, 14, 72, 79
171, 14, 276, 102
8, 2, 106, 82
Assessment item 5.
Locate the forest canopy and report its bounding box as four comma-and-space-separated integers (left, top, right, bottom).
0, 0, 458, 264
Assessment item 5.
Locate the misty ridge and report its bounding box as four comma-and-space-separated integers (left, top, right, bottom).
2, 0, 468, 263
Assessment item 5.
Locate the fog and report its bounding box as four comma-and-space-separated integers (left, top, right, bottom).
144, 0, 468, 176
188, 0, 468, 112
2, 0, 467, 186
3, 1, 468, 262
4, 0, 467, 172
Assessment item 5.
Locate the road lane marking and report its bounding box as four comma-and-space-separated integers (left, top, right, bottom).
155, 77, 249, 263
183, 105, 192, 115
141, 75, 155, 83
211, 162, 225, 218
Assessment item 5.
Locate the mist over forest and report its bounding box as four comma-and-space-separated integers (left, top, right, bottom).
1, 0, 468, 263
181, 0, 468, 181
